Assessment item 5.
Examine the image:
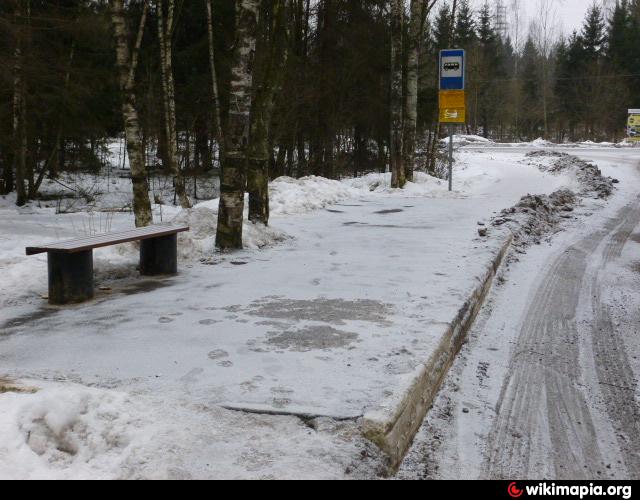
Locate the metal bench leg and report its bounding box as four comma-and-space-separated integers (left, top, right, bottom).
140, 234, 178, 276
48, 250, 94, 305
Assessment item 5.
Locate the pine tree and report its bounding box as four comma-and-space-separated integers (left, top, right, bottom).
475, 2, 503, 137
433, 5, 453, 50
453, 0, 475, 48
582, 5, 606, 60
520, 37, 542, 138
607, 0, 631, 69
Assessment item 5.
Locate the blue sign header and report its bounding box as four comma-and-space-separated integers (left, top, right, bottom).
439, 49, 465, 91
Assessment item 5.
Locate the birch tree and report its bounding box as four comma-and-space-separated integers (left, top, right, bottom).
403, 0, 438, 182
156, 0, 190, 208
110, 0, 153, 227
390, 0, 405, 189
247, 0, 289, 225
215, 0, 261, 249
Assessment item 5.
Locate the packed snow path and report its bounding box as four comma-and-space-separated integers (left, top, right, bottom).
398, 148, 640, 480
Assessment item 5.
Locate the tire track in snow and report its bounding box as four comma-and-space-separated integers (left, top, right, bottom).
484, 201, 640, 479
589, 202, 640, 476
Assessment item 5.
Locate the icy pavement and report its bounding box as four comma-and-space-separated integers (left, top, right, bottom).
0, 149, 609, 478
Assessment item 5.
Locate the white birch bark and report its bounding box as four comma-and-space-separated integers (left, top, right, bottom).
110, 0, 153, 227
215, 0, 261, 249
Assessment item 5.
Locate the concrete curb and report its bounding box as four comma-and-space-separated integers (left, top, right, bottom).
362, 232, 513, 471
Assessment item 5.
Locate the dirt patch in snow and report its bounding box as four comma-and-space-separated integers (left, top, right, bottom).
242, 297, 393, 326
0, 378, 38, 394
266, 326, 359, 352
492, 190, 577, 251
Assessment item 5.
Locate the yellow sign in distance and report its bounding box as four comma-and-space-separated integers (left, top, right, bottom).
629, 113, 640, 139
439, 90, 466, 123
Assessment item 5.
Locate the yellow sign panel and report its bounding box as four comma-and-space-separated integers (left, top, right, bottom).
439, 90, 466, 123
629, 113, 640, 139
439, 107, 466, 124
439, 90, 466, 108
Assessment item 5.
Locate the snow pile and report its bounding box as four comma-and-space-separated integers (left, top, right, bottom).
269, 176, 358, 215
191, 176, 357, 216
492, 151, 616, 251
577, 140, 616, 148
492, 189, 577, 251
440, 135, 494, 147
0, 382, 136, 480
172, 206, 289, 259
526, 138, 554, 147
525, 150, 615, 199
344, 172, 449, 197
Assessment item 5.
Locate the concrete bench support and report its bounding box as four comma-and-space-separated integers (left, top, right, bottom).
48, 250, 94, 305
140, 234, 178, 276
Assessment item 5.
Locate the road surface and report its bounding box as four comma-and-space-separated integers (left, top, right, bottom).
398, 147, 640, 480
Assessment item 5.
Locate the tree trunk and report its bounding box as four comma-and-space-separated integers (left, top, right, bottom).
157, 0, 190, 208
110, 0, 152, 227
215, 0, 260, 250
403, 0, 437, 182
205, 0, 224, 145
390, 0, 405, 189
13, 3, 27, 207
248, 0, 289, 226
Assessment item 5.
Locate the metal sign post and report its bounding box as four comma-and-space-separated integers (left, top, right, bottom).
448, 125, 453, 191
439, 49, 466, 191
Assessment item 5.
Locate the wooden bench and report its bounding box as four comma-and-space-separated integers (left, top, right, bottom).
26, 224, 190, 305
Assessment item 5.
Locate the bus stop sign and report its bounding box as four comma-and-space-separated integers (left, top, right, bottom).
440, 49, 465, 90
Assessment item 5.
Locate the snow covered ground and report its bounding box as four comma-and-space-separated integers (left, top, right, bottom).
0, 147, 624, 479
397, 148, 640, 480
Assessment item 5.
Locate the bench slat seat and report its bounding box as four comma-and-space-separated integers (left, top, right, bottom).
26, 224, 189, 255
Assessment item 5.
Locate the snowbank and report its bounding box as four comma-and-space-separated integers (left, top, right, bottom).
524, 150, 615, 199
269, 176, 359, 215
441, 135, 494, 147
525, 137, 554, 147
0, 382, 137, 480
344, 171, 450, 197
493, 152, 616, 251
172, 206, 289, 259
